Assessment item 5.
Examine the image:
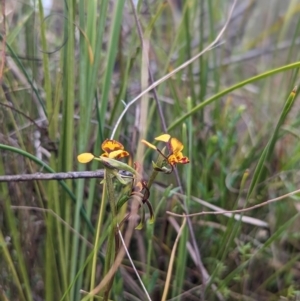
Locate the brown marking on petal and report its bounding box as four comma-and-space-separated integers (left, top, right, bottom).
102, 139, 124, 153
114, 150, 129, 159
178, 157, 189, 164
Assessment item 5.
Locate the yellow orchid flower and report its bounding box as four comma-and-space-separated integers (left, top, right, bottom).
77, 139, 129, 164
167, 137, 189, 165
142, 134, 189, 166
100, 139, 129, 159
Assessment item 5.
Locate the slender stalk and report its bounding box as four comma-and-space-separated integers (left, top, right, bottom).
89, 181, 107, 300
103, 169, 119, 300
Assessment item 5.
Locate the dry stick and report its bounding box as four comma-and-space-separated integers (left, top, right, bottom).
117, 225, 151, 301
0, 170, 132, 182
161, 216, 187, 301
126, 1, 237, 300
167, 188, 300, 218
154, 184, 268, 228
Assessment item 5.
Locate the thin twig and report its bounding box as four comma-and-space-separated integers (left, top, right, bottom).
0, 170, 133, 182
117, 227, 152, 301
162, 216, 186, 301
167, 188, 300, 218
154, 184, 268, 228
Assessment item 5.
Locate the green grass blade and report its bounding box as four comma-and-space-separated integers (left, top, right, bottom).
99, 0, 125, 136
168, 62, 300, 131
246, 86, 298, 199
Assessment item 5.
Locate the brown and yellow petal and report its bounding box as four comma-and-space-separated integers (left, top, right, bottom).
175, 151, 189, 164
167, 152, 190, 165
167, 154, 178, 165
177, 156, 189, 164
108, 150, 129, 159
102, 139, 124, 153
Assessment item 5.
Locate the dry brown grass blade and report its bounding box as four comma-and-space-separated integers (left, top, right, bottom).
161, 215, 187, 301
167, 188, 300, 221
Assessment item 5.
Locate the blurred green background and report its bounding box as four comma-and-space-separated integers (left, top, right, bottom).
1, 0, 300, 300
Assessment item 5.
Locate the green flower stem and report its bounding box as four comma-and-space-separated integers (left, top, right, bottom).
89, 183, 107, 299
105, 170, 118, 217
147, 151, 166, 189
103, 169, 119, 300
116, 152, 165, 211
103, 225, 116, 301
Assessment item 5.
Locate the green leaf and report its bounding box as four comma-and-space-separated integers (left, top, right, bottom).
247, 86, 298, 199
7, 9, 34, 45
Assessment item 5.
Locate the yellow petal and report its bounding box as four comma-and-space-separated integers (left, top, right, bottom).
141, 139, 157, 150
167, 154, 177, 165
170, 137, 183, 153
175, 152, 189, 164
155, 134, 171, 142
108, 150, 129, 159
102, 139, 124, 153
168, 152, 189, 165
77, 153, 95, 163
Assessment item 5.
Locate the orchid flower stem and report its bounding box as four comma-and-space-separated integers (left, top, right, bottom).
147, 152, 166, 189
103, 169, 119, 300
89, 179, 107, 299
